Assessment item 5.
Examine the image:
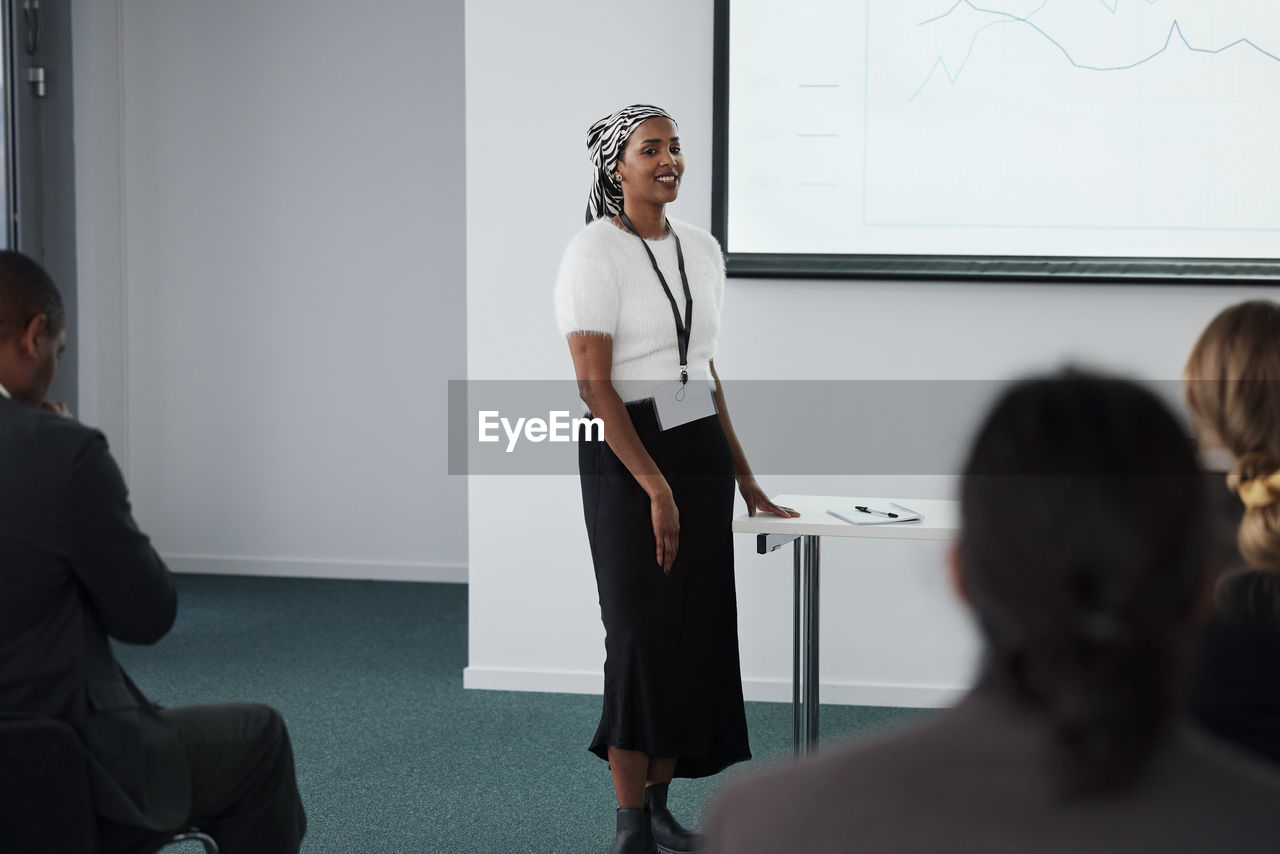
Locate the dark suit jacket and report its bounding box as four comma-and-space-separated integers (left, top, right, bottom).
0, 395, 191, 830
705, 692, 1280, 854
1189, 568, 1280, 766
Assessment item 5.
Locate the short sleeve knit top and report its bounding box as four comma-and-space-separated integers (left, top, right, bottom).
554, 216, 726, 403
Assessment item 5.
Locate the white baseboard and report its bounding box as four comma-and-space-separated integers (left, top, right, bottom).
462, 666, 963, 709
740, 677, 963, 709
164, 554, 468, 584
463, 666, 603, 694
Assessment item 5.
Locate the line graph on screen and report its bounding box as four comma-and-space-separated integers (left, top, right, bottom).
864, 1, 1280, 236
911, 1, 1280, 100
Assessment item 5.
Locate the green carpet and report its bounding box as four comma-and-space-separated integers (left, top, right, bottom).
113, 575, 929, 853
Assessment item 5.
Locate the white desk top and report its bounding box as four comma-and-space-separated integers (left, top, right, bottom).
732, 494, 961, 541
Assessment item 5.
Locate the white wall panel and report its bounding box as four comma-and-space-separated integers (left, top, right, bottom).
74, 0, 468, 581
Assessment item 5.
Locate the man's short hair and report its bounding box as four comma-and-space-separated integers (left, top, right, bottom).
0, 250, 64, 341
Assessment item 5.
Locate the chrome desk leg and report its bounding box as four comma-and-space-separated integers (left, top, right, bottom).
803, 535, 821, 752
792, 538, 802, 756
791, 535, 822, 756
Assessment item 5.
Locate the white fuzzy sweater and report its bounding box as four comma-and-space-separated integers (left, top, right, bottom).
554, 217, 725, 403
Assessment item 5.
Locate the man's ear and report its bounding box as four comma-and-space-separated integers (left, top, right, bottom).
947, 541, 971, 606
18, 313, 48, 360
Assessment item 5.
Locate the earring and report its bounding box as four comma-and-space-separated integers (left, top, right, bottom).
614, 173, 623, 182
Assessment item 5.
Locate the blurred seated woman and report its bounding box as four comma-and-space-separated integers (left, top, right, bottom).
1183, 300, 1280, 765
705, 371, 1280, 854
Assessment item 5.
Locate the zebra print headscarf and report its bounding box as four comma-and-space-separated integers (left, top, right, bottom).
584, 104, 675, 224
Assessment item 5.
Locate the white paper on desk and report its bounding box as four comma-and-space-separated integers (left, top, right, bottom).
827, 503, 923, 525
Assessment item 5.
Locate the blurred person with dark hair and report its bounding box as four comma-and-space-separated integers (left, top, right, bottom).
0, 250, 305, 853
1184, 299, 1280, 765
705, 371, 1280, 854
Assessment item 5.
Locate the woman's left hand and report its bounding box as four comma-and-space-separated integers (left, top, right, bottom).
738, 477, 800, 518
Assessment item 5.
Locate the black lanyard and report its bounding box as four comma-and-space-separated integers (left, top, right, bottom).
618, 212, 692, 385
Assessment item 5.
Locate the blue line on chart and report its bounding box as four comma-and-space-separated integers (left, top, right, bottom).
911, 2, 1280, 101
912, 0, 1049, 100
920, 0, 1158, 25
1096, 0, 1159, 11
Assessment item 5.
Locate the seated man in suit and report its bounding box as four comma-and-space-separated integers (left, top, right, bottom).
0, 251, 305, 853
705, 372, 1280, 854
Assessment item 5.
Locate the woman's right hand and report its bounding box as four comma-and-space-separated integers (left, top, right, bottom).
651, 489, 680, 575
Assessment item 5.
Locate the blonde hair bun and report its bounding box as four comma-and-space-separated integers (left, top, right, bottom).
1227, 453, 1280, 569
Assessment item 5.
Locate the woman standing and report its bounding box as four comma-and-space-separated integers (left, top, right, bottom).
554, 104, 795, 854
1183, 299, 1280, 765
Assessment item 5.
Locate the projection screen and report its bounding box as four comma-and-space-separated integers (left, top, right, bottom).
711, 0, 1280, 282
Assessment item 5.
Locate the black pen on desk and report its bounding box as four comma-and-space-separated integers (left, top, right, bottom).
855, 505, 898, 518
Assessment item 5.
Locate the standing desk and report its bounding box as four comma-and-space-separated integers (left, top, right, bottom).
733, 494, 960, 755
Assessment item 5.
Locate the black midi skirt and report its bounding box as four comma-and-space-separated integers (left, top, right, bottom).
579, 402, 751, 779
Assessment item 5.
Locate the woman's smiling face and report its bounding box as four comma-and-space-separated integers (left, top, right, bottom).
616, 117, 684, 207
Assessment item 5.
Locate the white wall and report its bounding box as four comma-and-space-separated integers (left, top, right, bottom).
73, 1, 130, 467
72, 0, 468, 582
464, 0, 1280, 706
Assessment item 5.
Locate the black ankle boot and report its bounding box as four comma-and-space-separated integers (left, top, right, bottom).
645, 783, 702, 854
607, 806, 657, 854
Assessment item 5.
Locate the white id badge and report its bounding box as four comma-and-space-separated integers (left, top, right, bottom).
652, 372, 717, 431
